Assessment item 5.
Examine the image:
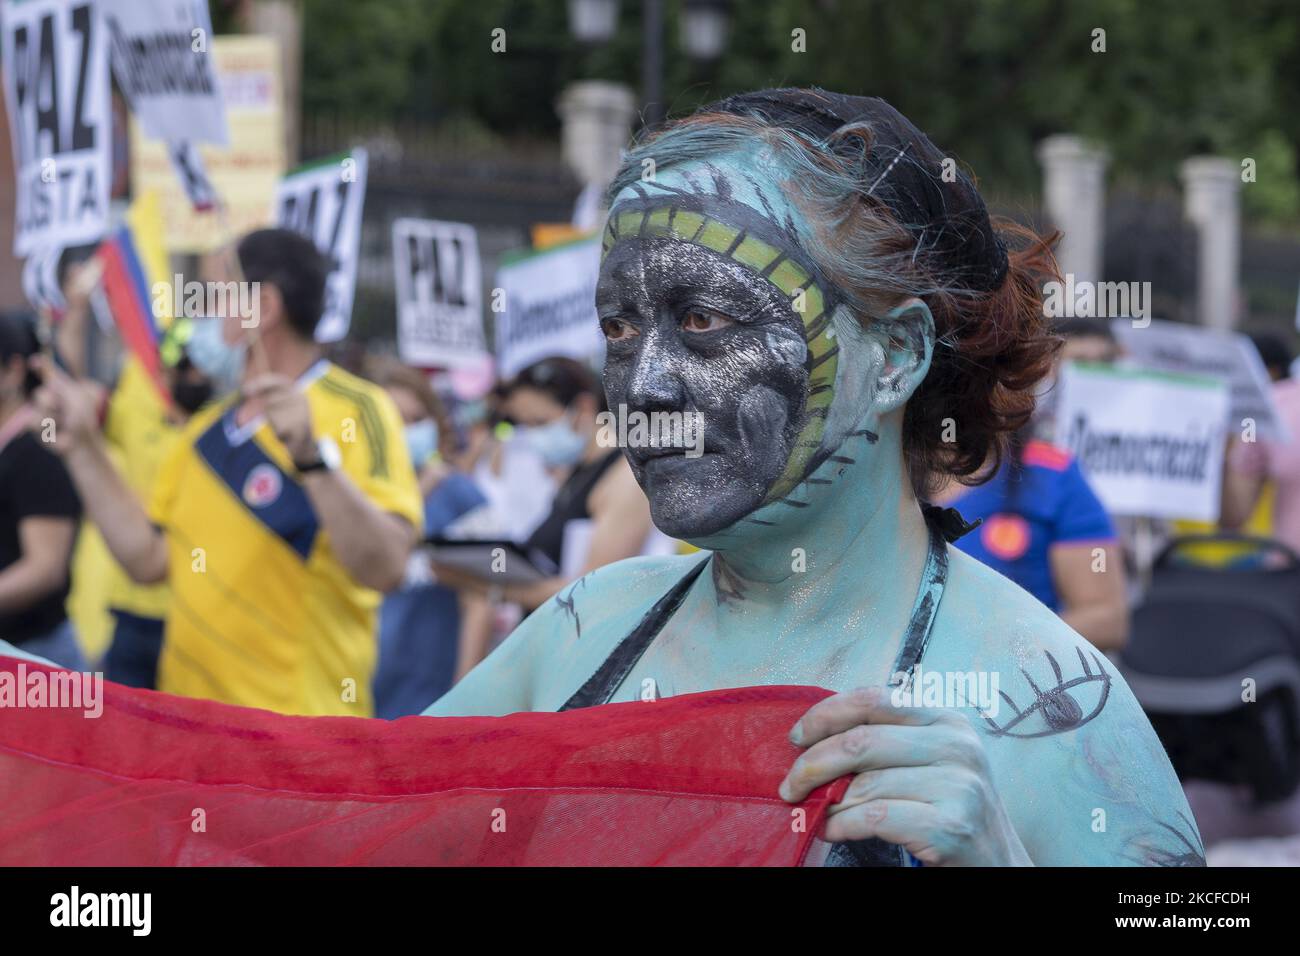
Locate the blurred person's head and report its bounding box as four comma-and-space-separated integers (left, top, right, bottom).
55, 244, 99, 298
188, 229, 328, 391
1249, 332, 1292, 382
366, 356, 452, 468
501, 357, 604, 468
0, 312, 42, 408
598, 89, 1060, 539
1054, 317, 1120, 365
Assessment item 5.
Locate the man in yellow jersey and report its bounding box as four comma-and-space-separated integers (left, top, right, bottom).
33, 229, 423, 716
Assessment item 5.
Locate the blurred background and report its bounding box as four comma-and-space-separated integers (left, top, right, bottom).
5, 0, 1300, 342
3, 0, 1300, 867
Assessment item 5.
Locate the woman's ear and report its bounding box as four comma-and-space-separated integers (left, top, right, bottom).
870, 297, 935, 413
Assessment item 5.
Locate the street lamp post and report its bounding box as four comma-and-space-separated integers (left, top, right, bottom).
567, 0, 731, 131
642, 0, 665, 127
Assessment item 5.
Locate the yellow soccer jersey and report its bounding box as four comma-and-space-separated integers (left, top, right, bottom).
102, 358, 180, 621
148, 361, 423, 716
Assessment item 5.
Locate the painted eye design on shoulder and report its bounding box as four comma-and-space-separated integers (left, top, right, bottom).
681, 307, 734, 333
600, 316, 640, 342
982, 647, 1112, 738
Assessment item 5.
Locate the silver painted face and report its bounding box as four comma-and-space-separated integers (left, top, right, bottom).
598, 233, 811, 537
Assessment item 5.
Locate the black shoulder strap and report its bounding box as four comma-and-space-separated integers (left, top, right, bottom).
559, 558, 710, 711
886, 515, 952, 691
559, 506, 961, 711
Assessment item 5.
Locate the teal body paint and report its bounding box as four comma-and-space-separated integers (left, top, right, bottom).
429, 91, 1202, 866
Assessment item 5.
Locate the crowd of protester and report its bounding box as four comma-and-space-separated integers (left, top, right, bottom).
2, 224, 1300, 859
0, 228, 676, 721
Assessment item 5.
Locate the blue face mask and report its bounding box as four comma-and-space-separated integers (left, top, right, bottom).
521, 412, 586, 467
404, 418, 439, 467
185, 317, 246, 396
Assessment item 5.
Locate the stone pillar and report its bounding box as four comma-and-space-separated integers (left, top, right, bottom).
1036, 135, 1109, 287
1181, 157, 1241, 331
556, 81, 638, 193
240, 0, 302, 166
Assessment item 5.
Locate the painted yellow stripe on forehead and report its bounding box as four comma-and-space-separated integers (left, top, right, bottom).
604, 203, 839, 501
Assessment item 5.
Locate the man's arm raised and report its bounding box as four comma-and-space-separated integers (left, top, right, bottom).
244, 373, 416, 593
29, 355, 169, 585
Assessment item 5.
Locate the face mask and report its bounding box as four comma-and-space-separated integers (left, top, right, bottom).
171, 378, 214, 414
404, 418, 439, 466
185, 317, 246, 395
521, 411, 586, 467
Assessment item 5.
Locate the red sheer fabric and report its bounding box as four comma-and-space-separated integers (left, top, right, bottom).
0, 657, 847, 866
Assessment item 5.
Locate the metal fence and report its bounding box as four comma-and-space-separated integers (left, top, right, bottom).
303, 115, 1300, 351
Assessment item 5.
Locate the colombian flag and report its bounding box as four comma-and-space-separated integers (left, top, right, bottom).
96, 191, 171, 404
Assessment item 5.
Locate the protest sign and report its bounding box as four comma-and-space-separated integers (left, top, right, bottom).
274, 148, 367, 343
1056, 362, 1229, 522
494, 236, 604, 378
21, 243, 63, 314
2, 0, 111, 256
129, 35, 284, 252
1111, 318, 1286, 441
392, 218, 486, 368
103, 0, 227, 146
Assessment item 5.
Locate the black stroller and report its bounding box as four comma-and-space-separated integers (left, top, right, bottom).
1119, 535, 1300, 803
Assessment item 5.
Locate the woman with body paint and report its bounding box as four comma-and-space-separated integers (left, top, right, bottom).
424, 89, 1201, 866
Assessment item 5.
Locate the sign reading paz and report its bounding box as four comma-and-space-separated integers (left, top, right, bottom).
2, 0, 111, 256
274, 148, 367, 343
1057, 363, 1230, 523
392, 218, 486, 368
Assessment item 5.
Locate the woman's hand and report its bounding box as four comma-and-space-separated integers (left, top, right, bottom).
779, 686, 1032, 866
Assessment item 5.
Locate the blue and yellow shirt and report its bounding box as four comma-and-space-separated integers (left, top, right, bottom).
950, 441, 1116, 612
148, 361, 423, 716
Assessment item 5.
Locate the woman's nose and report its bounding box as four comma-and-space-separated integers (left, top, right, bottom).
624, 329, 684, 413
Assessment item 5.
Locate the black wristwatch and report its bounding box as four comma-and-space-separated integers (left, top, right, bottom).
295, 436, 340, 474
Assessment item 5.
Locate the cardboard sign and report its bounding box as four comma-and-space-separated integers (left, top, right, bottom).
2, 0, 112, 255
20, 242, 64, 313
1111, 318, 1286, 441
274, 148, 367, 343
128, 35, 284, 253
494, 236, 604, 378
1056, 363, 1230, 522
392, 218, 486, 368
103, 0, 227, 146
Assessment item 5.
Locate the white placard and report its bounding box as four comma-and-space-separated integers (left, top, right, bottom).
494, 237, 604, 379
392, 218, 486, 368
103, 0, 227, 146
1056, 363, 1230, 522
21, 242, 64, 313
274, 148, 367, 343
1111, 318, 1286, 441
2, 0, 111, 256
